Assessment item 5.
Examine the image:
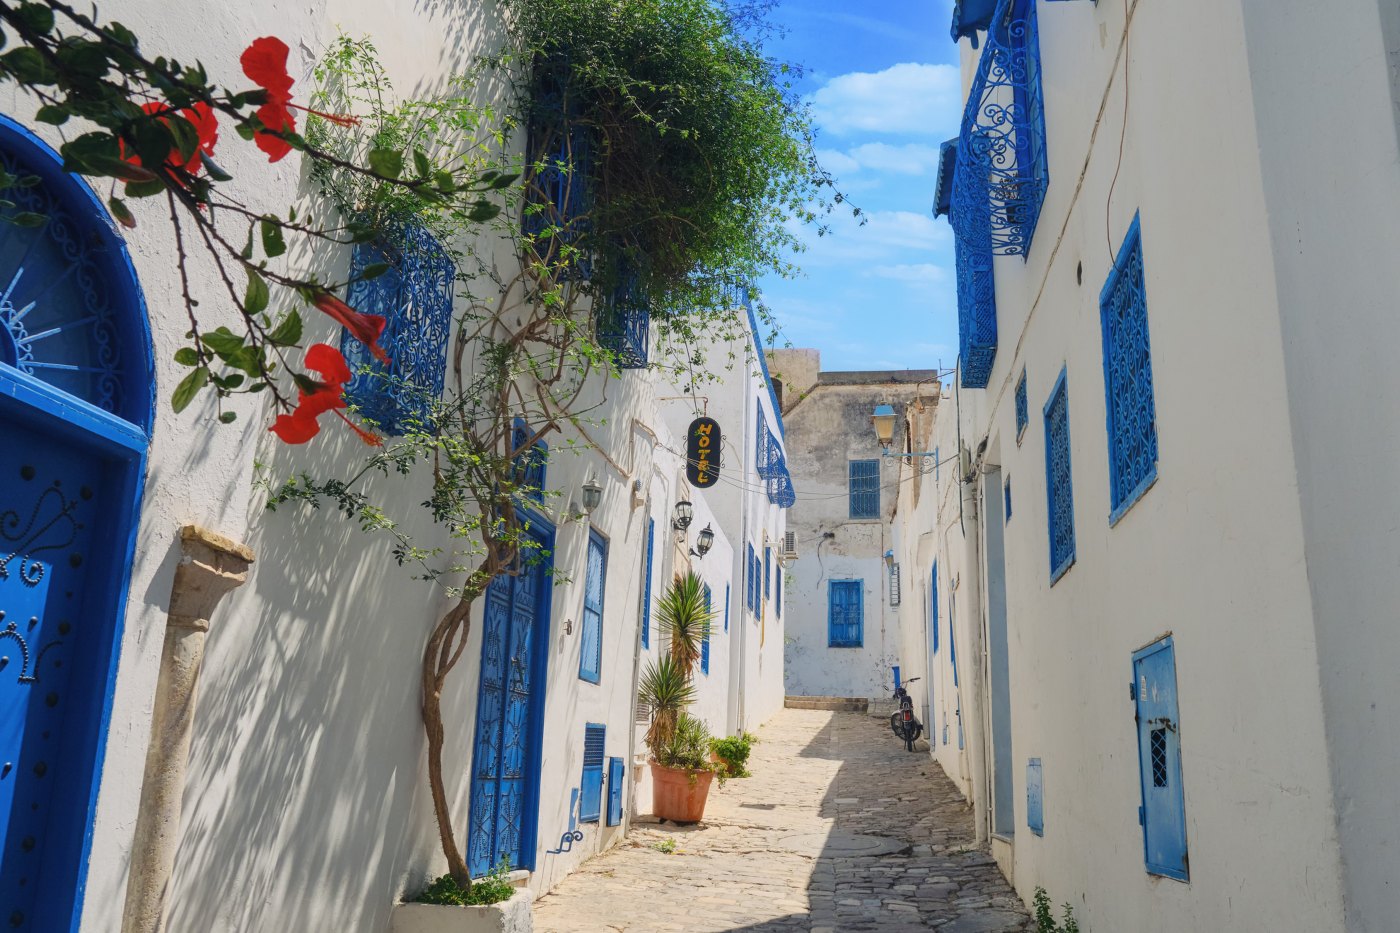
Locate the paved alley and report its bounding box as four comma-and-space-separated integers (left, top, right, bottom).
532, 708, 1033, 932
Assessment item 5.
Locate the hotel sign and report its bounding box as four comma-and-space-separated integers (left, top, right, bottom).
686, 417, 721, 488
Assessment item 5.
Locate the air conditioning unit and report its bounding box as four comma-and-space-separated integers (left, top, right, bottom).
779, 530, 799, 563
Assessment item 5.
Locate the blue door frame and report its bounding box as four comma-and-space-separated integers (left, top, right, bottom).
467, 509, 555, 877
0, 113, 152, 933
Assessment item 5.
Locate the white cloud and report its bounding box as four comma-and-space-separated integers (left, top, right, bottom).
811, 63, 962, 138
869, 263, 948, 287
839, 142, 944, 176
816, 148, 862, 176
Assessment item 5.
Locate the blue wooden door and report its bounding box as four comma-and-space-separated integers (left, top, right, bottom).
1133, 637, 1188, 880
468, 524, 552, 877
0, 114, 151, 932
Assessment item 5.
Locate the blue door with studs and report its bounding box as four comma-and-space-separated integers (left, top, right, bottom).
467, 520, 554, 878
0, 114, 152, 932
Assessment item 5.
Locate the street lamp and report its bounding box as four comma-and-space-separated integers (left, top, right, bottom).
884, 548, 895, 570
673, 499, 693, 532
581, 477, 603, 514
691, 523, 715, 559
870, 403, 939, 460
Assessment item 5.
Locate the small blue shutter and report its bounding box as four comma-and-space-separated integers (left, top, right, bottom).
579, 530, 606, 683
828, 580, 863, 647
1044, 368, 1076, 583
931, 562, 940, 654
701, 583, 712, 675
1004, 475, 1013, 522
1016, 369, 1029, 442
1134, 637, 1188, 880
724, 584, 731, 632
1027, 758, 1044, 836
641, 519, 654, 650
775, 571, 781, 619
849, 459, 880, 519
606, 756, 625, 826
764, 546, 772, 601
580, 723, 606, 822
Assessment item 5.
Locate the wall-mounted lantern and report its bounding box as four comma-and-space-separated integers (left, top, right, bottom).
690, 523, 715, 559
581, 477, 602, 515
673, 499, 694, 532
884, 548, 895, 570
870, 403, 939, 461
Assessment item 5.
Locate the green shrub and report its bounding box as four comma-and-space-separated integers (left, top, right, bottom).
710, 732, 754, 777
1032, 887, 1080, 933
413, 860, 515, 906
655, 713, 716, 772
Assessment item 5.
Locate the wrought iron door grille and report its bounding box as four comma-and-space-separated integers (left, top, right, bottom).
1150, 728, 1168, 787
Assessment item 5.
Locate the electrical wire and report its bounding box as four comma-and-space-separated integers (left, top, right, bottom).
1105, 0, 1132, 262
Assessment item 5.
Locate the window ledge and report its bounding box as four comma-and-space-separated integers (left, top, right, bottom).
1109, 466, 1158, 527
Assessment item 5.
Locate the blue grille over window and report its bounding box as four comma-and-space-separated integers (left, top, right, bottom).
930, 562, 939, 654
1044, 368, 1076, 583
341, 222, 454, 435
764, 546, 771, 601
579, 723, 605, 822
641, 518, 654, 649
510, 419, 548, 503
1004, 475, 1012, 522
954, 225, 998, 388
756, 409, 796, 508
1015, 369, 1028, 441
597, 263, 649, 368
724, 583, 731, 632
849, 459, 880, 519
827, 580, 864, 647
524, 67, 592, 279
579, 530, 606, 683
950, 0, 1049, 258
1101, 214, 1158, 524
775, 573, 781, 619
701, 583, 712, 675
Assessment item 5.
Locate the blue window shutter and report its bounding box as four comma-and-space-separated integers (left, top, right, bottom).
579, 531, 607, 683
1016, 369, 1029, 442
1004, 476, 1012, 522
764, 546, 771, 601
934, 446, 940, 482
580, 723, 606, 822
1133, 637, 1188, 880
954, 227, 998, 388
701, 584, 712, 675
931, 562, 940, 654
724, 584, 731, 632
827, 580, 863, 647
1044, 368, 1076, 583
510, 418, 548, 503
1027, 758, 1044, 836
641, 519, 654, 650
775, 572, 781, 619
606, 756, 625, 826
848, 460, 880, 519
1101, 213, 1159, 524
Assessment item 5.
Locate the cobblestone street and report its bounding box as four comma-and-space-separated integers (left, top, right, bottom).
533, 708, 1033, 932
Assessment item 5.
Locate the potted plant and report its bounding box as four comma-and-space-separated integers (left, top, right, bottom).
638, 573, 721, 822
391, 861, 532, 933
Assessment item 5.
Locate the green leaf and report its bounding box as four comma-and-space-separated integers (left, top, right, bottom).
201, 327, 244, 358
244, 270, 270, 314
260, 217, 286, 258
359, 262, 391, 281
202, 155, 232, 182
123, 179, 166, 199
489, 172, 520, 190
224, 345, 263, 376
14, 2, 56, 34
35, 105, 69, 126
174, 347, 199, 366
368, 148, 403, 180
8, 212, 47, 228
267, 310, 303, 347
59, 133, 120, 174
219, 410, 238, 424
413, 148, 431, 179
240, 224, 256, 260
171, 367, 208, 413
435, 170, 455, 193
235, 121, 257, 141
215, 373, 245, 390
166, 113, 200, 164
467, 199, 500, 223
88, 155, 158, 184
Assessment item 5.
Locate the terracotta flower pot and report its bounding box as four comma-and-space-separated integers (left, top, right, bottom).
649, 761, 715, 823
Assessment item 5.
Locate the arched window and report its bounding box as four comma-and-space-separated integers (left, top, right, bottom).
340, 222, 454, 434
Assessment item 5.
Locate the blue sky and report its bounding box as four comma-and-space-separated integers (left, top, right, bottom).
757, 0, 963, 372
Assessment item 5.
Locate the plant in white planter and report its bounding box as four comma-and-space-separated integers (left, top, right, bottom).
392, 862, 532, 933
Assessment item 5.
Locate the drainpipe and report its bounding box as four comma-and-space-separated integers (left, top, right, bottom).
122, 526, 254, 933
958, 468, 992, 845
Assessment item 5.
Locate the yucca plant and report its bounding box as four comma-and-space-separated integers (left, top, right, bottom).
638, 654, 697, 756
655, 571, 716, 678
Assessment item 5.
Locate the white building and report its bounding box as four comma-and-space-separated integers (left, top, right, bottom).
893, 0, 1400, 930
771, 350, 938, 703
0, 3, 788, 931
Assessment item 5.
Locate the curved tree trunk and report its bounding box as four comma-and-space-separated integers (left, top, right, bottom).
422, 596, 476, 889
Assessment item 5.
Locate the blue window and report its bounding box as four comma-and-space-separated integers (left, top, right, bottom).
849, 459, 880, 519
640, 518, 654, 650
701, 583, 712, 675
579, 723, 606, 822
606, 756, 625, 826
1015, 369, 1028, 442
597, 262, 649, 369
1044, 368, 1076, 583
724, 583, 731, 632
524, 67, 592, 279
579, 530, 607, 683
1133, 637, 1188, 881
775, 572, 781, 619
1004, 475, 1012, 522
1027, 758, 1044, 836
764, 546, 772, 601
1101, 213, 1158, 524
341, 222, 455, 435
745, 543, 756, 613
511, 419, 547, 502
930, 562, 940, 654
827, 580, 864, 648
954, 228, 998, 388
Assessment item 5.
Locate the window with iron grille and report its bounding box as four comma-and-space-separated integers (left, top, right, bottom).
597, 262, 649, 369
1101, 214, 1158, 524
510, 419, 548, 503
954, 229, 998, 388
930, 562, 940, 654
640, 518, 654, 649
701, 583, 712, 675
341, 222, 454, 435
523, 65, 592, 280
1015, 369, 1028, 442
724, 583, 731, 632
579, 723, 606, 822
1004, 475, 1012, 523
827, 580, 864, 648
579, 530, 607, 683
1044, 368, 1076, 583
889, 563, 902, 606
848, 459, 880, 519
764, 546, 772, 601
775, 573, 781, 619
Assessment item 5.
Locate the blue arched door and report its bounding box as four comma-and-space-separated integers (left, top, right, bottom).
0, 115, 152, 932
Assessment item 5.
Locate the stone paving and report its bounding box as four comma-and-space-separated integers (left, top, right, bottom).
532, 708, 1034, 932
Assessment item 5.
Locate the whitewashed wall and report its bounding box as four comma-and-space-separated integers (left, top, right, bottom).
891, 0, 1400, 929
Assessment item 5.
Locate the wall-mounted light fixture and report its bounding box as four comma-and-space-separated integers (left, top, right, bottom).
673, 499, 693, 532
871, 403, 940, 461
884, 548, 895, 571
690, 523, 715, 559
581, 477, 602, 515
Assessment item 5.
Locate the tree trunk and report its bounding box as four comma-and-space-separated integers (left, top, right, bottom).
422, 598, 475, 889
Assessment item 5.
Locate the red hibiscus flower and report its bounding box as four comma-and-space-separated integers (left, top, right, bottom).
269, 343, 381, 446
240, 37, 360, 164
313, 291, 390, 364
122, 101, 219, 180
